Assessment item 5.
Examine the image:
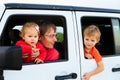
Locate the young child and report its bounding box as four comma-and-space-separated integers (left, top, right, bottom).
83, 25, 104, 80
16, 22, 46, 64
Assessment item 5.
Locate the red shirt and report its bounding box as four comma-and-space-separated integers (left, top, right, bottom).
84, 47, 102, 62
16, 40, 47, 63
45, 48, 59, 61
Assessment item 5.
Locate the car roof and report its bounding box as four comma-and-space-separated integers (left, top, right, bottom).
1, 0, 120, 10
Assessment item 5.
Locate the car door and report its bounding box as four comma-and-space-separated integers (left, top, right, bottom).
76, 11, 120, 80
0, 7, 81, 80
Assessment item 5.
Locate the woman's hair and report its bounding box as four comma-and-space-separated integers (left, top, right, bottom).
20, 22, 40, 38
38, 20, 56, 36
83, 25, 101, 42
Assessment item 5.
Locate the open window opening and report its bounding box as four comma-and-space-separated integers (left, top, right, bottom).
0, 15, 68, 64
81, 16, 120, 56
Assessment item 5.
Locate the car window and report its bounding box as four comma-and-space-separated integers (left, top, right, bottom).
0, 15, 68, 64
81, 17, 120, 57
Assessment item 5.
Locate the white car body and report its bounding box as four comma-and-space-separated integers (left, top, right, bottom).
0, 1, 120, 80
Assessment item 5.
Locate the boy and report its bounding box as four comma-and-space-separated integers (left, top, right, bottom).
83, 25, 104, 80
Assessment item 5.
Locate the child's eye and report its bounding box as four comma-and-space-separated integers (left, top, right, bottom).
34, 36, 38, 38
85, 38, 89, 41
28, 36, 32, 37
91, 40, 95, 42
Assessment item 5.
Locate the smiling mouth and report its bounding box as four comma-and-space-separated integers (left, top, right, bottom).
87, 45, 91, 47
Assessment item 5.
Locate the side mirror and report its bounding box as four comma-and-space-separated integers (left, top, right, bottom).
0, 46, 22, 80
0, 46, 22, 70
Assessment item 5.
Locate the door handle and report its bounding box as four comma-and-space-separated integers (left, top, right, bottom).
55, 73, 77, 80
112, 67, 120, 72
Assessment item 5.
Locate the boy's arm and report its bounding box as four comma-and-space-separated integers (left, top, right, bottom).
90, 61, 104, 76
83, 61, 104, 80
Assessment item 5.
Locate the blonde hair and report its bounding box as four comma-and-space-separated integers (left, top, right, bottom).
20, 22, 40, 38
83, 25, 101, 42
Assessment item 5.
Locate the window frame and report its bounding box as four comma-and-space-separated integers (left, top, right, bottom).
0, 14, 68, 64
81, 16, 120, 57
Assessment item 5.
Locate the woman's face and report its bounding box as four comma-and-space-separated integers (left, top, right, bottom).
40, 28, 57, 49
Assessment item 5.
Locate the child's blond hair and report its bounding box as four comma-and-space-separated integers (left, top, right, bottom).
20, 22, 40, 38
83, 25, 101, 42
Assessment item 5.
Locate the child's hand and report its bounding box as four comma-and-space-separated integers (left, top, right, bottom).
85, 53, 93, 59
34, 58, 43, 64
32, 48, 40, 60
83, 72, 91, 80
31, 44, 36, 48
32, 48, 40, 53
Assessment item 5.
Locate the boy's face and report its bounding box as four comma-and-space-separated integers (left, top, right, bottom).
23, 29, 39, 47
84, 35, 98, 50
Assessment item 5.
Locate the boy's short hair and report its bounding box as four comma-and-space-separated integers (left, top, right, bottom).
83, 25, 101, 42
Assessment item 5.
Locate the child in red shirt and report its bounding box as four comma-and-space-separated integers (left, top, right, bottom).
16, 22, 46, 64
83, 25, 104, 80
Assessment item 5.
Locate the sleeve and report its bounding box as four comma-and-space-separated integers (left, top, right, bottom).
16, 40, 32, 54
92, 47, 102, 63
36, 43, 47, 61
15, 40, 32, 62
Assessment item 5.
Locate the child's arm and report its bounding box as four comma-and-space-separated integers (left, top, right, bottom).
83, 61, 104, 80
36, 47, 46, 63
33, 42, 47, 64
31, 48, 43, 64
32, 48, 40, 60
16, 40, 33, 62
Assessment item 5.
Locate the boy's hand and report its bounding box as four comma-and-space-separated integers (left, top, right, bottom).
85, 53, 93, 59
83, 72, 91, 80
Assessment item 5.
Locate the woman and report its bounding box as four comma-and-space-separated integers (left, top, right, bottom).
38, 21, 59, 61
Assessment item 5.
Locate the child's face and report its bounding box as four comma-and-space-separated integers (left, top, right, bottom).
84, 35, 98, 50
23, 29, 39, 47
